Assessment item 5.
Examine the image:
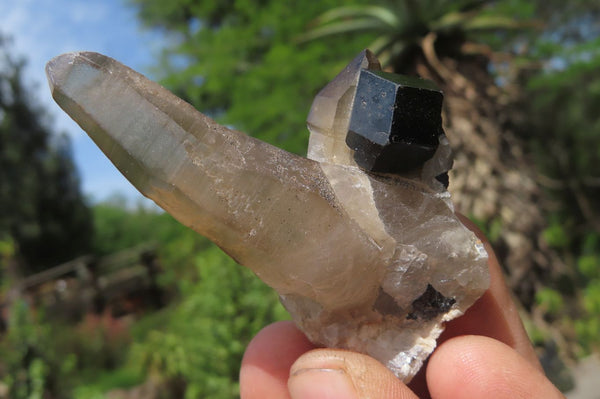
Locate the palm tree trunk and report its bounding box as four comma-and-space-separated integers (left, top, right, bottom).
401, 35, 564, 309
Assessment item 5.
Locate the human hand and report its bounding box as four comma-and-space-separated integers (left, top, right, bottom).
240, 215, 565, 398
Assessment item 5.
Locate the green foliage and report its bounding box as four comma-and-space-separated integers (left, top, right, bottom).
513, 1, 600, 358
128, 0, 372, 154
72, 386, 108, 399
0, 236, 15, 290
6, 0, 600, 396
523, 4, 600, 251
92, 201, 181, 255
542, 222, 570, 249
1, 300, 50, 399
2, 301, 70, 397
575, 278, 600, 354
535, 287, 565, 315
0, 36, 92, 274
466, 215, 503, 244
129, 245, 287, 398
574, 316, 600, 355
71, 367, 143, 399
126, 0, 600, 376
577, 254, 599, 280
90, 199, 216, 290
582, 279, 600, 315
90, 199, 288, 397
298, 0, 535, 69
0, 299, 136, 398
523, 317, 547, 346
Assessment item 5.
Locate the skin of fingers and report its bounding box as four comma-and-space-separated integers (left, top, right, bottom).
408, 215, 541, 396
240, 322, 418, 399
451, 214, 541, 370
427, 335, 565, 399
288, 349, 419, 399
240, 214, 542, 398
240, 321, 315, 399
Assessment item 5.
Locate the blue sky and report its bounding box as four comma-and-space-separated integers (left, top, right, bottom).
1, 0, 168, 204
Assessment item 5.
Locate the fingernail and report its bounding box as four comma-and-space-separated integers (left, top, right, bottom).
288, 368, 358, 399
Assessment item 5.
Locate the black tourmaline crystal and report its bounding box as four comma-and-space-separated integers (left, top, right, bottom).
346, 69, 445, 174
407, 284, 456, 321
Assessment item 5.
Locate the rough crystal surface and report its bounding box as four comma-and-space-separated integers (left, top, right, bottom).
46, 50, 489, 382
306, 49, 381, 167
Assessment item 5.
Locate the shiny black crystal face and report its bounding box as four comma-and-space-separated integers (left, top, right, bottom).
346, 69, 445, 173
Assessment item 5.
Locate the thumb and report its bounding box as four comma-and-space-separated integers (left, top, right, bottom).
288, 349, 418, 399
427, 335, 564, 399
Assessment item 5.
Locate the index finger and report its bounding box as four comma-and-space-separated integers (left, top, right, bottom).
407, 214, 541, 395
441, 214, 540, 369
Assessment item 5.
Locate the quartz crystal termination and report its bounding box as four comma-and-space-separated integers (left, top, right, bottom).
46, 50, 489, 382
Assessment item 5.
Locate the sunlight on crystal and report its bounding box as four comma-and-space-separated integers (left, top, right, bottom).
47, 50, 489, 382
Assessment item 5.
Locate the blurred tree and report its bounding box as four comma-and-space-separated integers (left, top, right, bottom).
522, 0, 600, 250
128, 245, 287, 398
298, 0, 559, 308
92, 200, 178, 256
305, 0, 600, 362
0, 37, 92, 275
128, 0, 373, 154
129, 0, 552, 306
129, 0, 600, 365
520, 0, 600, 357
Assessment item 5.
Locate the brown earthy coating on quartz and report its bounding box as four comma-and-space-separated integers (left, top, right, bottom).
46, 50, 489, 382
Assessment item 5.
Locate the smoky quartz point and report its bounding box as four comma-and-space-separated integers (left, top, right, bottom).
46, 49, 489, 382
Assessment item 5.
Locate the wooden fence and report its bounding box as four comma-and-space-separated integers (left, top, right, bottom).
5, 243, 163, 322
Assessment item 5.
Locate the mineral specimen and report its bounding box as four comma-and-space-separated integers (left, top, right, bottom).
46, 50, 489, 382
346, 69, 444, 173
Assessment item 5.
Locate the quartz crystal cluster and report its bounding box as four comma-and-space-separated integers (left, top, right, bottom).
46, 50, 489, 382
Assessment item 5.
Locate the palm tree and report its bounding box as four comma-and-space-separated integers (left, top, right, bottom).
300, 0, 560, 309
